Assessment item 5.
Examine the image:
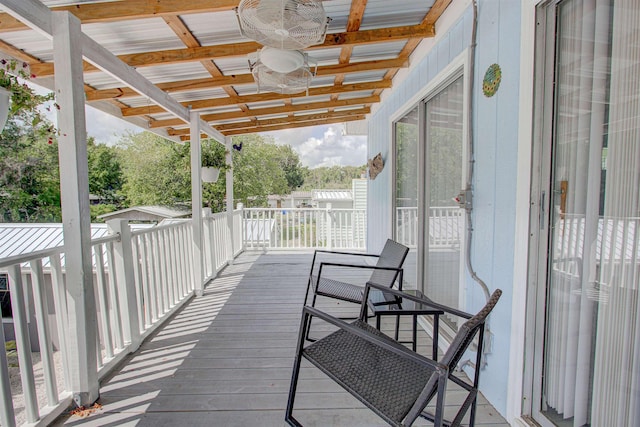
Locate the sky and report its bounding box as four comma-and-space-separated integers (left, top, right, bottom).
84, 106, 368, 169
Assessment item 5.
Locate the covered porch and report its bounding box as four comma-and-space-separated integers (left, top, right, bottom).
52, 251, 508, 427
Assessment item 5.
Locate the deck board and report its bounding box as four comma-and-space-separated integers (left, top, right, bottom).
54, 251, 509, 427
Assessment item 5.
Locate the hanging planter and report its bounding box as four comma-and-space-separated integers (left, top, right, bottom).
201, 166, 221, 183
0, 59, 55, 132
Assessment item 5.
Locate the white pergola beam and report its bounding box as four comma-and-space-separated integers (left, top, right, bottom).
199, 119, 225, 144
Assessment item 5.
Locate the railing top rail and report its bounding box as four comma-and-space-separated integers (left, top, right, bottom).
91, 234, 120, 246
131, 219, 192, 237
242, 207, 366, 212
0, 245, 65, 269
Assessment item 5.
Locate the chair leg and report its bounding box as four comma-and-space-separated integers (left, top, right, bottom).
303, 276, 313, 306
304, 292, 319, 341
286, 313, 310, 426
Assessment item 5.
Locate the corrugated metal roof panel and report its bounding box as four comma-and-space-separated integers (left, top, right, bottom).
0, 30, 53, 62
294, 109, 329, 117
136, 62, 212, 85
291, 95, 332, 105
338, 90, 375, 100
313, 190, 353, 201
323, 0, 353, 32
343, 70, 388, 84
83, 18, 185, 55
215, 57, 252, 76
181, 11, 245, 46
308, 47, 342, 66
0, 223, 153, 268
360, 0, 435, 29
352, 41, 406, 62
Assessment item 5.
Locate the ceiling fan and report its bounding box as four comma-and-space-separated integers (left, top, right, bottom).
237, 0, 329, 94
249, 47, 317, 95
237, 0, 330, 50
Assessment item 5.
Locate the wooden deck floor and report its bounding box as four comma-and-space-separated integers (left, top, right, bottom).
54, 251, 509, 427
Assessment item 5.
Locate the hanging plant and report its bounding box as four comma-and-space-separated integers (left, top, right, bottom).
0, 59, 55, 132
200, 139, 230, 183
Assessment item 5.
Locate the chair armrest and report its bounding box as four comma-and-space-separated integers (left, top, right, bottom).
317, 263, 404, 289
364, 282, 473, 320
313, 249, 381, 258
302, 305, 445, 371
309, 250, 380, 273
318, 262, 402, 272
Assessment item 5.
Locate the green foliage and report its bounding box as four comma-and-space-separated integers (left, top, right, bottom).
0, 129, 61, 222
90, 203, 118, 223
87, 137, 124, 205
429, 126, 463, 206
201, 135, 308, 211
0, 59, 55, 118
117, 132, 192, 206
395, 120, 418, 207
300, 165, 366, 190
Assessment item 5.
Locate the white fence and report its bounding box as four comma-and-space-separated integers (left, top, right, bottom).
0, 211, 241, 427
242, 207, 367, 250
395, 206, 463, 249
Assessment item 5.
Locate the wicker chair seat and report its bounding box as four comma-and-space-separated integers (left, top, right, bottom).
313, 275, 364, 304
303, 319, 435, 424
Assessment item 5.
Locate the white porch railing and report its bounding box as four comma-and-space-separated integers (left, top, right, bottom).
242, 207, 367, 250
395, 206, 463, 249
0, 210, 242, 427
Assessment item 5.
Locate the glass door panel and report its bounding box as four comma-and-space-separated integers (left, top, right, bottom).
424, 76, 464, 310
394, 106, 419, 289
534, 0, 640, 425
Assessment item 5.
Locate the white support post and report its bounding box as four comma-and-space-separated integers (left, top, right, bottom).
326, 203, 333, 250
52, 11, 99, 407
202, 207, 216, 279
225, 136, 235, 262
237, 203, 245, 251
190, 111, 204, 296
0, 312, 14, 427
106, 219, 141, 351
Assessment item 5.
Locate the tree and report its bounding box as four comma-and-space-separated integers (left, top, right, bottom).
0, 96, 61, 222
223, 135, 289, 207
277, 144, 306, 190
87, 137, 124, 205
117, 132, 191, 206
300, 165, 366, 190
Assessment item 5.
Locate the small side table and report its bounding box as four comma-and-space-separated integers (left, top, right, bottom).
367, 288, 444, 360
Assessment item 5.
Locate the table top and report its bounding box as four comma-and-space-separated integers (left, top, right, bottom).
367, 288, 443, 315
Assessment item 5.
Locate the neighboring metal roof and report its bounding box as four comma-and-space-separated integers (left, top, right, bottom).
291, 191, 313, 199
98, 205, 192, 220
313, 190, 353, 202
0, 1, 452, 138
0, 223, 153, 261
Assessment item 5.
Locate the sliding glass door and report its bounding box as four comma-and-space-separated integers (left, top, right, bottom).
393, 73, 465, 306
531, 0, 640, 425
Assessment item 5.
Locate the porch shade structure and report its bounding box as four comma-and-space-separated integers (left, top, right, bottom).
0, 0, 452, 139
286, 282, 503, 426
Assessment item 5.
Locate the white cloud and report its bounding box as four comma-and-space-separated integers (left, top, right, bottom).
85, 106, 142, 145
266, 124, 367, 168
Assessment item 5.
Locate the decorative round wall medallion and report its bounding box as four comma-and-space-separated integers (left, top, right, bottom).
482, 63, 502, 97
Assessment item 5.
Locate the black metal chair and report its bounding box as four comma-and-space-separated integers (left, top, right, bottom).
286, 282, 502, 427
303, 239, 409, 339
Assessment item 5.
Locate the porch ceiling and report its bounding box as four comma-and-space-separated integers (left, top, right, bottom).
0, 0, 452, 140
